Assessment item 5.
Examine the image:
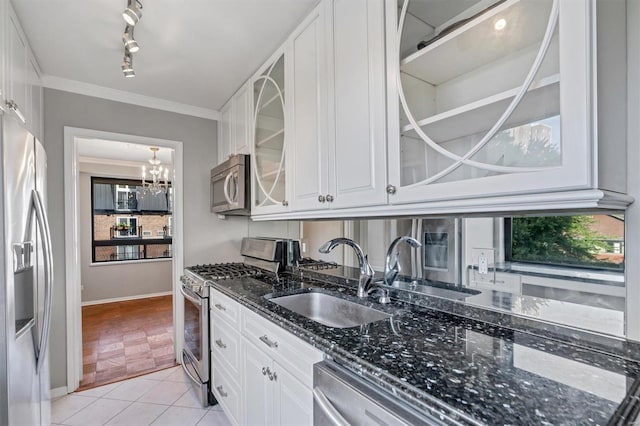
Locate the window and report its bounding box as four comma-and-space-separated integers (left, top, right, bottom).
116, 185, 137, 210
91, 177, 173, 263
115, 217, 138, 238
505, 214, 624, 271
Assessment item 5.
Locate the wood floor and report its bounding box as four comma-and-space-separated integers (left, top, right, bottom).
80, 295, 176, 390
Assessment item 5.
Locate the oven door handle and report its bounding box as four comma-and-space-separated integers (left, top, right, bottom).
181, 350, 203, 385
180, 284, 202, 307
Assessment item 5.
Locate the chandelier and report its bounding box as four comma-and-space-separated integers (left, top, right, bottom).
140, 147, 169, 196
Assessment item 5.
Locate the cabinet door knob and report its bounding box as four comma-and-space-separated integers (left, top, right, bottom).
215, 339, 226, 349
216, 385, 228, 397
318, 195, 326, 203
326, 194, 334, 203
386, 185, 397, 195
262, 367, 268, 376
282, 200, 289, 207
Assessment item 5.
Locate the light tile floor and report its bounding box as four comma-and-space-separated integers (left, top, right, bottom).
52, 366, 231, 426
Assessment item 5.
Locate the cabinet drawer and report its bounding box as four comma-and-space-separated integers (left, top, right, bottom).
212, 364, 241, 426
211, 318, 241, 379
210, 288, 240, 329
241, 308, 323, 387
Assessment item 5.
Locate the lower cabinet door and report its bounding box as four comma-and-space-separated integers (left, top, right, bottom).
274, 362, 313, 426
242, 339, 274, 426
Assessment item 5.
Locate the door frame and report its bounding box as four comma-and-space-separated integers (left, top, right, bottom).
63, 127, 185, 393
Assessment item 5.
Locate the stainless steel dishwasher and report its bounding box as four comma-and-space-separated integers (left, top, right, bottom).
313, 361, 462, 426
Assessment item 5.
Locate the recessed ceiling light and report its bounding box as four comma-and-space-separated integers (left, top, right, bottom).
123, 0, 142, 26
122, 25, 139, 53
122, 52, 135, 78
494, 18, 507, 31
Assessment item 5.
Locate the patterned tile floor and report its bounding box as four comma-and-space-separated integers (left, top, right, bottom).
80, 295, 176, 389
52, 366, 231, 426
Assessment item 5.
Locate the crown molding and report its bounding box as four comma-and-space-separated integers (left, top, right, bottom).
42, 75, 221, 121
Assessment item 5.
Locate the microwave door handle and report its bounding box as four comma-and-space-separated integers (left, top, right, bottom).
223, 171, 234, 205
32, 190, 53, 373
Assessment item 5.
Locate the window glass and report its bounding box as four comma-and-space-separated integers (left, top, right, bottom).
91, 177, 173, 263
508, 214, 624, 271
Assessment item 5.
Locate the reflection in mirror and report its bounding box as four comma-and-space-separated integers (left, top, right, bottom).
356, 213, 625, 338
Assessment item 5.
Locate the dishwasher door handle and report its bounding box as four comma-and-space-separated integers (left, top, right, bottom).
313, 387, 350, 426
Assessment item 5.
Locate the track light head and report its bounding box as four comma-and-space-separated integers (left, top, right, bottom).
122, 25, 139, 53
122, 0, 142, 26
121, 52, 135, 78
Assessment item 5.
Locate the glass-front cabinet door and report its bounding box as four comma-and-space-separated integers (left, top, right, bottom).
385, 0, 598, 206
252, 52, 289, 214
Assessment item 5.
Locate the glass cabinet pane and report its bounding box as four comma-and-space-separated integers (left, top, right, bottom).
396, 0, 560, 187
253, 54, 286, 208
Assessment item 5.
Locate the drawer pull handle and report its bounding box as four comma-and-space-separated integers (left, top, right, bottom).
268, 369, 277, 382
216, 385, 228, 398
259, 335, 278, 348
262, 366, 268, 376
215, 339, 227, 349
214, 303, 226, 311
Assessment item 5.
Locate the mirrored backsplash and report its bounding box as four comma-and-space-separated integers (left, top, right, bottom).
301, 214, 626, 338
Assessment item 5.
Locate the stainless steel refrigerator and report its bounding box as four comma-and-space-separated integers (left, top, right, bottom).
0, 111, 54, 425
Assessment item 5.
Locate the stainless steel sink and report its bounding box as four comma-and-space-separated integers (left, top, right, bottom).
268, 292, 392, 328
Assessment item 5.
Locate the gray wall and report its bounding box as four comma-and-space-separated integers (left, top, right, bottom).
43, 89, 251, 389
79, 169, 172, 303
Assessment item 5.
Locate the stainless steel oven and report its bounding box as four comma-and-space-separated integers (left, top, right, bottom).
210, 154, 250, 215
180, 273, 211, 407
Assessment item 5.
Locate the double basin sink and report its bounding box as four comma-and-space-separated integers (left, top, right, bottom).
266, 280, 480, 329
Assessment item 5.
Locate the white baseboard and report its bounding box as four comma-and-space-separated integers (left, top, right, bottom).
81, 291, 173, 306
51, 387, 68, 399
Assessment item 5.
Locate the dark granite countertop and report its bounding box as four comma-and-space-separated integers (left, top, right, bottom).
203, 268, 640, 425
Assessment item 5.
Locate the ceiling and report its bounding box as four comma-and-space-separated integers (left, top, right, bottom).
12, 0, 318, 112
77, 138, 173, 165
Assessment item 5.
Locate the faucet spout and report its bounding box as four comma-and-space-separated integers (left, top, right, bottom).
384, 236, 422, 286
319, 238, 374, 298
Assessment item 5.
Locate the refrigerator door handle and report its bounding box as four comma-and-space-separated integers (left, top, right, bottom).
32, 189, 53, 373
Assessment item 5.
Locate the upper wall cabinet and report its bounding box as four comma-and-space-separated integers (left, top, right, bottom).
217, 81, 252, 165
286, 0, 388, 213
251, 51, 289, 215
2, 2, 43, 139
7, 5, 28, 125
384, 0, 631, 211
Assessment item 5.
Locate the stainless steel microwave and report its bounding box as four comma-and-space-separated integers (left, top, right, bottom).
210, 154, 250, 215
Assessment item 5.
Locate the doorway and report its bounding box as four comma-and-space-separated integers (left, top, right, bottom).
64, 128, 185, 392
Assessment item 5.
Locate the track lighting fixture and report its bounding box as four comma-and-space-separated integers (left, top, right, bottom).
121, 52, 135, 78
122, 25, 139, 53
122, 0, 143, 26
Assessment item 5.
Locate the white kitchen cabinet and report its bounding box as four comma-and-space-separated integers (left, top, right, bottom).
241, 339, 313, 426
217, 82, 252, 166
27, 53, 42, 140
6, 5, 28, 126
384, 0, 631, 211
251, 50, 289, 215
218, 100, 233, 164
234, 82, 251, 155
0, 0, 7, 106
289, 0, 387, 213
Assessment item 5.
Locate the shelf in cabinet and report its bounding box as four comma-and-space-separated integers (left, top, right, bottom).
257, 91, 285, 118
401, 0, 551, 85
256, 128, 284, 148
259, 167, 286, 179
401, 74, 560, 143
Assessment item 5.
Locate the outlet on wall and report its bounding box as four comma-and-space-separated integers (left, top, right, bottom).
470, 247, 495, 287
